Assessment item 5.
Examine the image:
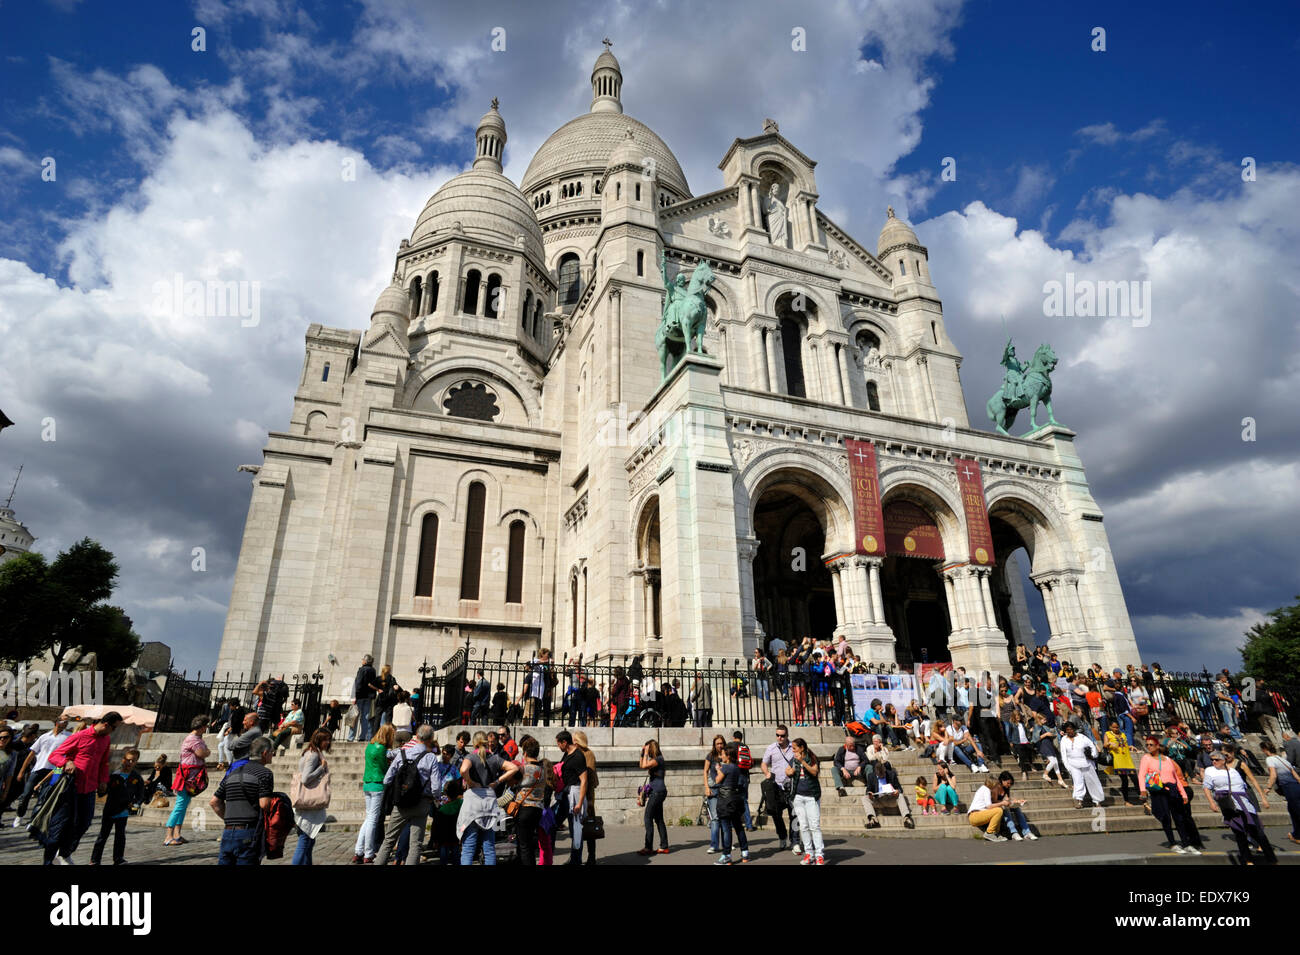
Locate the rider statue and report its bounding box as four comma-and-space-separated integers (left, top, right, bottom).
999, 337, 1026, 405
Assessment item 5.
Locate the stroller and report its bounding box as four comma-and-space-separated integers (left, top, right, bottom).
616, 680, 664, 727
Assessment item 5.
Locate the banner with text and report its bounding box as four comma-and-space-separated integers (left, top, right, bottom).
955, 457, 995, 567
883, 500, 945, 559
845, 439, 886, 556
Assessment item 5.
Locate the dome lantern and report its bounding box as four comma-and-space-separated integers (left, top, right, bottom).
473, 97, 507, 172
590, 38, 623, 114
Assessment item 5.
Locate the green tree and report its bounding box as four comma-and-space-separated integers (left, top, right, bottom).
0, 538, 140, 677
1240, 597, 1300, 684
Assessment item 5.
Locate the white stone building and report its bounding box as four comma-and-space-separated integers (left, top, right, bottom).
0, 504, 34, 568
216, 48, 1141, 693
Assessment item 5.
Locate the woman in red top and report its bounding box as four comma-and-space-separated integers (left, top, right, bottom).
42, 712, 121, 865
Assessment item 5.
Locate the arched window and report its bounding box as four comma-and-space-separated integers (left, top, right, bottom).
898, 259, 906, 276
635, 182, 641, 202
427, 271, 440, 313
570, 574, 579, 646
505, 519, 525, 603
867, 380, 881, 412
594, 179, 602, 195
459, 482, 485, 600
582, 566, 588, 641
779, 317, 806, 398
558, 253, 581, 305
463, 269, 481, 315
484, 273, 502, 319
415, 513, 438, 597
533, 298, 543, 338
321, 362, 330, 382
522, 289, 532, 331
636, 250, 644, 276
408, 275, 422, 316
615, 181, 621, 200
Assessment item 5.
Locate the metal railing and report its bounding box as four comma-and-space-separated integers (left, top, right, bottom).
152, 666, 324, 736
429, 645, 893, 729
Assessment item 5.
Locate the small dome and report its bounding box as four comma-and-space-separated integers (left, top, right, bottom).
877, 206, 919, 256
371, 281, 410, 322
606, 127, 642, 170
476, 101, 505, 136
593, 48, 620, 73
410, 168, 545, 263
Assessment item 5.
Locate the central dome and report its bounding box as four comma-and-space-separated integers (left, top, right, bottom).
522, 112, 690, 197
521, 44, 689, 199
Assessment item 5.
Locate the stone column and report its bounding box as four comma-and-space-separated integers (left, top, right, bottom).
754, 326, 770, 390
764, 326, 781, 393
750, 183, 762, 228
826, 345, 845, 404
419, 278, 432, 316
1032, 574, 1071, 640
979, 569, 997, 628
608, 288, 622, 405
805, 200, 817, 245
737, 537, 761, 651
838, 344, 853, 407
854, 558, 874, 625
868, 559, 886, 625
830, 564, 845, 625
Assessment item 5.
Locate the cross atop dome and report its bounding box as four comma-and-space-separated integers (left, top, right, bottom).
602, 37, 612, 52
490, 96, 499, 111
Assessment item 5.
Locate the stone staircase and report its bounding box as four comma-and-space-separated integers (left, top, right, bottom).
126, 727, 1292, 840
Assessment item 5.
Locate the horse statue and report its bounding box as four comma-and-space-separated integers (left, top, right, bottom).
986, 339, 1061, 436
656, 252, 714, 380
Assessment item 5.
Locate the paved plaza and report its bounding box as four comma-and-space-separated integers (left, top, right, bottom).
3, 818, 1294, 866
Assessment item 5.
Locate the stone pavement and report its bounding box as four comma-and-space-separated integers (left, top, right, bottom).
2, 817, 1295, 866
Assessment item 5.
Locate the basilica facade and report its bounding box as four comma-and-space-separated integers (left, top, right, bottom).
215, 47, 1141, 696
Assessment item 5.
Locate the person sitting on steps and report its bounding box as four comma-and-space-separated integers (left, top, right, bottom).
863, 758, 915, 830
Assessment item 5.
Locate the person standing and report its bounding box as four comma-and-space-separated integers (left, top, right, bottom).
1137, 736, 1198, 854
1259, 738, 1300, 845
89, 748, 143, 865
470, 670, 491, 724
210, 737, 274, 865
164, 716, 209, 847
1060, 723, 1104, 809
711, 743, 749, 864
374, 725, 440, 866
351, 722, 396, 864
636, 739, 669, 856
1105, 720, 1140, 806
786, 737, 824, 865
41, 712, 122, 865
291, 730, 332, 865
513, 736, 547, 865
457, 731, 518, 866
351, 654, 379, 742
760, 725, 799, 851
689, 674, 713, 728
702, 734, 726, 853
555, 730, 589, 865
9, 716, 70, 828
1204, 749, 1277, 865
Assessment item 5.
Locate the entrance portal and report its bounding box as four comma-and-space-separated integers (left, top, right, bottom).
752, 487, 836, 645
881, 555, 951, 667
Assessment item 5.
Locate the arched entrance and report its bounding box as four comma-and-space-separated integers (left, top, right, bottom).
749, 469, 847, 647
635, 498, 663, 643
987, 497, 1067, 659
877, 484, 960, 667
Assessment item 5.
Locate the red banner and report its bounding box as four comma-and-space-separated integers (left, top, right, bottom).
955, 456, 995, 566
845, 439, 885, 556
883, 500, 945, 559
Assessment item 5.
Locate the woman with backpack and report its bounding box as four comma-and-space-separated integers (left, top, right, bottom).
351, 722, 396, 864
164, 716, 209, 847
711, 743, 750, 864
291, 730, 332, 864
785, 737, 824, 865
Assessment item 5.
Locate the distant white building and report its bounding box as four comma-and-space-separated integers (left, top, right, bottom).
0, 504, 34, 568
216, 47, 1141, 687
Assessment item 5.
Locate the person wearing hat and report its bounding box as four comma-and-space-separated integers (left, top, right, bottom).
40, 712, 123, 865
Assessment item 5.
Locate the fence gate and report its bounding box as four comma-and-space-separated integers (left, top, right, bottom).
439, 647, 469, 728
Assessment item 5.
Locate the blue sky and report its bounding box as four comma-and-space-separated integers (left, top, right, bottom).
1, 0, 1297, 675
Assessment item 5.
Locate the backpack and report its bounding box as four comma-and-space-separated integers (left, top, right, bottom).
261, 792, 294, 859
845, 720, 870, 738
385, 750, 425, 812
735, 743, 752, 771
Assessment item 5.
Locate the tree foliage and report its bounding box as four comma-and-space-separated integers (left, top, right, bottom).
0, 538, 140, 675
1240, 597, 1300, 685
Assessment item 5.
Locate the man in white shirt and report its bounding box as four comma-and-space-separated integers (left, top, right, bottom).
760, 725, 799, 851
10, 717, 71, 826
1060, 723, 1105, 808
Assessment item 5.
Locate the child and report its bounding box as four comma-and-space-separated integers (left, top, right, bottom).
915, 776, 937, 814
933, 763, 960, 814
432, 779, 465, 865
490, 683, 508, 725
91, 749, 144, 865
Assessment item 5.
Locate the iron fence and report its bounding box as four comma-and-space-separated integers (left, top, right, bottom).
430, 646, 898, 729
152, 666, 324, 736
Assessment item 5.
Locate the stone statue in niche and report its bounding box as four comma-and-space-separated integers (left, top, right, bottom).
764, 182, 788, 248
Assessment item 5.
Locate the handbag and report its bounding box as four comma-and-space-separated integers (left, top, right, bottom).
585, 812, 605, 839
290, 763, 331, 811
